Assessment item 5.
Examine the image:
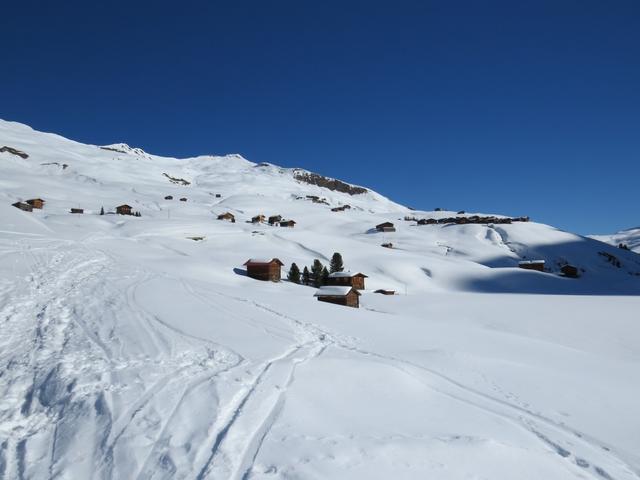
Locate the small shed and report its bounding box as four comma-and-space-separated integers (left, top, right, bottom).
164, 195, 173, 200
116, 204, 133, 215
376, 222, 396, 232
326, 271, 368, 290
70, 208, 84, 214
381, 243, 393, 249
518, 260, 545, 272
26, 198, 45, 209
179, 197, 187, 202
374, 289, 395, 295
314, 286, 360, 308
244, 258, 284, 281
12, 202, 33, 212
279, 220, 296, 228
561, 264, 579, 278
217, 212, 236, 223
215, 194, 222, 198
268, 215, 282, 225
251, 214, 266, 223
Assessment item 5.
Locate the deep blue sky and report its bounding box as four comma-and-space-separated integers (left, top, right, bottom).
1, 0, 638, 234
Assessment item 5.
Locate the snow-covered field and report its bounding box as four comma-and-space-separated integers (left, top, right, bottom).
1, 119, 640, 479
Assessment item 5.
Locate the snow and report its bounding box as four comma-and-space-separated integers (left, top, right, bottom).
591, 227, 640, 253
1, 118, 640, 479
313, 286, 358, 297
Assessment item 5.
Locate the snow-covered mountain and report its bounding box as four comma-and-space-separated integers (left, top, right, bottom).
590, 227, 640, 253
1, 118, 639, 480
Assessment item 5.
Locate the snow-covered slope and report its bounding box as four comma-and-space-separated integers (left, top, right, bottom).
591, 227, 640, 253
1, 119, 640, 479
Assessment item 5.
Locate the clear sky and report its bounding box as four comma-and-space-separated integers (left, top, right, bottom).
1, 0, 638, 234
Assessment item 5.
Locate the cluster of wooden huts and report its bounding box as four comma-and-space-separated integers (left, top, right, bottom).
243, 259, 377, 308
518, 259, 579, 278
416, 215, 530, 226
12, 198, 45, 212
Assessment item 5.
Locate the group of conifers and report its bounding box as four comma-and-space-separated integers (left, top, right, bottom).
287, 252, 344, 287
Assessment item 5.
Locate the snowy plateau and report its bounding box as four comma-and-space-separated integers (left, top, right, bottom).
0, 118, 639, 480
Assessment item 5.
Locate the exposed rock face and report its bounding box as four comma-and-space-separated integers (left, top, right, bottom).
1, 146, 29, 159
293, 170, 368, 195
162, 173, 191, 185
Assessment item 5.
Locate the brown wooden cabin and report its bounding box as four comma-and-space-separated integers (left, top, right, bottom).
268, 215, 282, 225
217, 212, 236, 223
376, 222, 396, 232
314, 286, 360, 308
165, 195, 173, 200
279, 220, 296, 228
26, 198, 45, 209
116, 204, 133, 215
518, 260, 545, 272
70, 208, 84, 214
374, 289, 395, 295
243, 258, 284, 281
326, 271, 367, 290
251, 214, 266, 223
179, 197, 187, 202
12, 201, 33, 212
561, 264, 579, 278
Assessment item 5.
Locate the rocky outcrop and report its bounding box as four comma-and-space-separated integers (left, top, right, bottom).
293, 171, 368, 195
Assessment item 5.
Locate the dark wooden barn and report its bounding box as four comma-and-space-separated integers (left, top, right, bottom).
12, 202, 33, 212
518, 260, 545, 272
70, 208, 84, 214
26, 198, 45, 209
314, 286, 361, 308
326, 271, 368, 290
279, 220, 296, 228
244, 258, 284, 281
116, 204, 133, 215
268, 215, 282, 225
376, 222, 396, 232
217, 212, 236, 222
251, 214, 266, 223
561, 264, 579, 278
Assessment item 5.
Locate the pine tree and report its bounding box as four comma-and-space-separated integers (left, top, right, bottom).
311, 259, 324, 287
302, 266, 310, 285
329, 252, 344, 273
321, 266, 330, 286
287, 263, 301, 284
100, 206, 104, 215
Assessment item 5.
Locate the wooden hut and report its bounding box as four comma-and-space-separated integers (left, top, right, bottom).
561, 264, 579, 278
179, 197, 187, 202
243, 258, 284, 281
518, 260, 545, 272
251, 214, 266, 223
217, 212, 236, 223
116, 204, 132, 215
70, 208, 84, 214
314, 286, 360, 308
268, 215, 282, 225
279, 220, 296, 228
381, 243, 393, 248
376, 222, 396, 232
26, 198, 45, 209
326, 271, 368, 290
215, 194, 222, 198
12, 202, 33, 212
374, 289, 395, 295
164, 195, 173, 200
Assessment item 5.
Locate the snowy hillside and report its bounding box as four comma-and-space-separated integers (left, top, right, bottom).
591, 228, 640, 253
1, 118, 640, 480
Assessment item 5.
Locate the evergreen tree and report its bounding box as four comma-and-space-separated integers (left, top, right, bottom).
329, 252, 344, 273
287, 263, 301, 284
321, 266, 330, 285
100, 206, 104, 215
302, 266, 310, 285
311, 259, 324, 287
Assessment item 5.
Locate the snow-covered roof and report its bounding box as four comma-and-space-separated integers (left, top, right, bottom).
243, 258, 283, 265
328, 271, 368, 278
518, 260, 545, 265
314, 286, 360, 297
